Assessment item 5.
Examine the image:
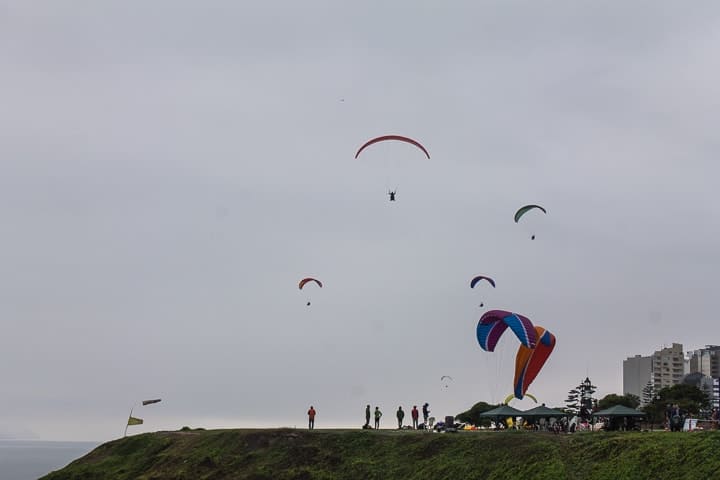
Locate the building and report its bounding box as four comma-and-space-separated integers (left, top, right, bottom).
623, 354, 652, 402
652, 343, 685, 390
686, 346, 720, 409
686, 345, 720, 378
624, 343, 720, 409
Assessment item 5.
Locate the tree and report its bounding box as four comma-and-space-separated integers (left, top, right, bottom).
565, 388, 579, 415
641, 381, 656, 407
656, 384, 709, 415
567, 377, 598, 420
578, 377, 597, 414
643, 384, 710, 427
597, 393, 640, 410
456, 401, 497, 427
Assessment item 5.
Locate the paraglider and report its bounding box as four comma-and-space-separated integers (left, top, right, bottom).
470, 275, 495, 308
299, 278, 322, 290
514, 204, 546, 240
299, 278, 322, 306
513, 326, 556, 400
440, 375, 453, 388
513, 205, 546, 223
355, 135, 428, 201
470, 275, 496, 289
476, 310, 537, 352
354, 135, 430, 159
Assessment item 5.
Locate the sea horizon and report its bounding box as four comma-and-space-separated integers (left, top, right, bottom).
0, 439, 99, 480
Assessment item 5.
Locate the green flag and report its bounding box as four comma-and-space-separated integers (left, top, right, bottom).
127, 416, 144, 426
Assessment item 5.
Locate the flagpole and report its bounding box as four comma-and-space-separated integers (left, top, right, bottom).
124, 407, 133, 438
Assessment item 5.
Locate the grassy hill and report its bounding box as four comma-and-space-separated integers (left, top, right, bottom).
42, 428, 720, 480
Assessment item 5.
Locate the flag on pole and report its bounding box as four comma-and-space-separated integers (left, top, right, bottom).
142, 399, 162, 406
127, 416, 144, 426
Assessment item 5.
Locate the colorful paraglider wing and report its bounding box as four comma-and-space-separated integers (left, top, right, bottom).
513, 326, 556, 400
298, 278, 323, 290
504, 393, 537, 405
354, 135, 430, 159
470, 275, 496, 289
476, 310, 537, 352
514, 205, 547, 223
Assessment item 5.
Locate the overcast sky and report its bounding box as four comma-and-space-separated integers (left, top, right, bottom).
1, 1, 719, 441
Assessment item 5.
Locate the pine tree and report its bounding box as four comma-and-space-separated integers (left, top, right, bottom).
565, 388, 580, 415
641, 380, 656, 407
577, 377, 597, 420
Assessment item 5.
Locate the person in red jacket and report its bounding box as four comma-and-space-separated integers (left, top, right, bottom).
411, 405, 419, 429
307, 406, 316, 430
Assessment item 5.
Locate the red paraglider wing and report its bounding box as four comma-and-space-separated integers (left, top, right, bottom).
513, 326, 556, 399
298, 278, 323, 290
354, 135, 430, 159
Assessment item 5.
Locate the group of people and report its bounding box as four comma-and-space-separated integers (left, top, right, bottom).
665, 403, 685, 432
363, 403, 431, 430
305, 403, 433, 430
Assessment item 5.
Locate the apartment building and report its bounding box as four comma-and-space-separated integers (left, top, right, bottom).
622, 354, 652, 401
686, 345, 720, 378
652, 343, 685, 390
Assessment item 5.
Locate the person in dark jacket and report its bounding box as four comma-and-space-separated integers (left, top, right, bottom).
396, 406, 405, 429
365, 404, 371, 427
374, 407, 382, 429
422, 403, 430, 424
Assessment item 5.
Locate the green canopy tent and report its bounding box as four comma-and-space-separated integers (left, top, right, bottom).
592, 405, 646, 431
478, 405, 524, 428
592, 405, 646, 418
521, 404, 568, 419
477, 405, 524, 418
515, 404, 567, 431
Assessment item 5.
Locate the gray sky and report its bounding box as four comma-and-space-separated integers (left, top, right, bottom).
1, 1, 719, 441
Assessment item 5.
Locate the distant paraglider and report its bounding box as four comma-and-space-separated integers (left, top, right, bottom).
513, 205, 546, 223
299, 278, 322, 290
514, 204, 547, 240
440, 375, 453, 388
355, 135, 429, 202
354, 135, 430, 159
470, 275, 496, 289
470, 275, 495, 308
299, 277, 322, 306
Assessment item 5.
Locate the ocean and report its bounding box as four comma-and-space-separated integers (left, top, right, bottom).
0, 440, 98, 480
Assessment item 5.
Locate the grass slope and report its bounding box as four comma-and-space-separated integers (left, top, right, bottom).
42, 428, 720, 480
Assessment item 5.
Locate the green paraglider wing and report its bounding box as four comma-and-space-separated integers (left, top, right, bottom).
514, 205, 547, 223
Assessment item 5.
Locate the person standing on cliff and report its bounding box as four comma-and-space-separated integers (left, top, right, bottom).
422, 403, 430, 425
374, 406, 382, 429
411, 405, 419, 429
396, 406, 405, 429
307, 406, 316, 430
365, 404, 371, 427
